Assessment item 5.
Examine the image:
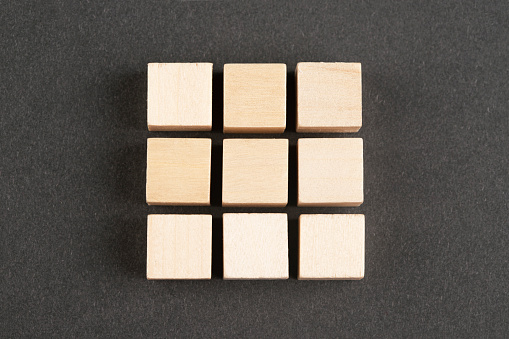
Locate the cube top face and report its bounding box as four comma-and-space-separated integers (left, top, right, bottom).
147, 214, 212, 279
146, 138, 211, 205
296, 62, 362, 133
147, 63, 212, 131
222, 138, 288, 207
223, 213, 289, 279
298, 138, 363, 206
223, 63, 287, 133
299, 214, 365, 280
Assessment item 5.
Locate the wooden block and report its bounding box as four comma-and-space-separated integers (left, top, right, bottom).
298, 138, 363, 206
222, 138, 288, 207
223, 63, 286, 133
299, 214, 365, 280
296, 62, 362, 132
223, 213, 288, 279
146, 138, 211, 205
147, 63, 212, 131
147, 214, 212, 279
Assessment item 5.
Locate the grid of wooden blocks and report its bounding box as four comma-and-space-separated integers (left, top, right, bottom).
145, 62, 365, 280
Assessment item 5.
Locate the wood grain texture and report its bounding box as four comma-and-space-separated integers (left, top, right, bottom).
296, 62, 362, 133
147, 214, 212, 280
147, 63, 212, 131
222, 138, 288, 207
146, 138, 211, 205
298, 214, 365, 280
298, 138, 363, 206
223, 63, 286, 133
223, 213, 289, 280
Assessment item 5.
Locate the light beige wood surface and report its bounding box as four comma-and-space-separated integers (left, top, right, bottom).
223, 63, 287, 133
296, 62, 362, 132
147, 63, 212, 131
299, 214, 365, 280
223, 213, 289, 279
147, 214, 212, 280
222, 138, 288, 207
298, 138, 363, 206
146, 138, 211, 205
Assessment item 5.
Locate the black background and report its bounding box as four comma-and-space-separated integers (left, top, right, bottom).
2, 1, 508, 337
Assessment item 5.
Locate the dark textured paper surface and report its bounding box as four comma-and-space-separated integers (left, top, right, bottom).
2, 1, 508, 337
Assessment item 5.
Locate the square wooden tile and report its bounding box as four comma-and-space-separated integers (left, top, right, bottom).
299, 214, 365, 280
296, 62, 362, 132
223, 63, 286, 133
147, 63, 212, 131
223, 213, 288, 279
146, 138, 211, 205
298, 138, 363, 206
222, 138, 288, 207
147, 214, 212, 280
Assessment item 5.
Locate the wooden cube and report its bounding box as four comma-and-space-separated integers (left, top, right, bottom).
299, 214, 365, 280
298, 138, 363, 206
223, 63, 286, 133
146, 138, 211, 205
147, 214, 212, 279
222, 138, 288, 207
296, 62, 362, 132
223, 213, 288, 279
147, 63, 212, 131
